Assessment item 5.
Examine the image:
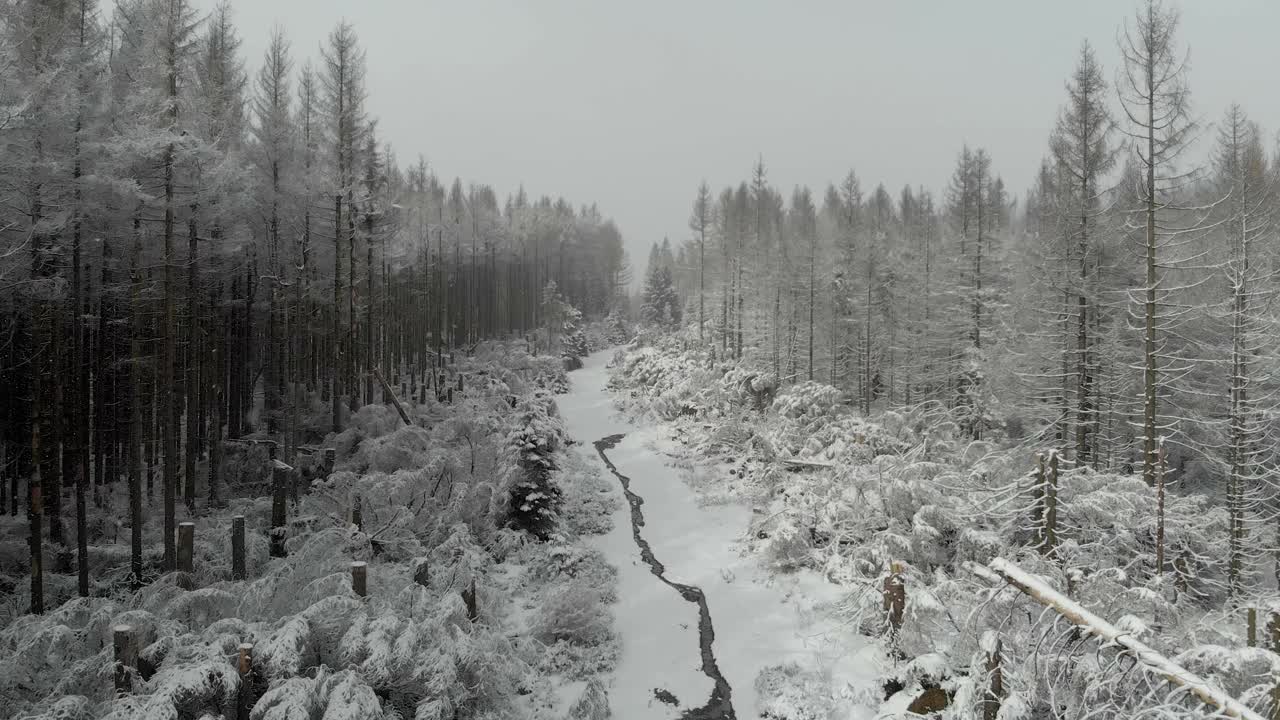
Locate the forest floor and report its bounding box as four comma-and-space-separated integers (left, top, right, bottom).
561, 351, 877, 719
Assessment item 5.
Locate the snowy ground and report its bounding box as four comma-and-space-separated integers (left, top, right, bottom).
560, 350, 875, 719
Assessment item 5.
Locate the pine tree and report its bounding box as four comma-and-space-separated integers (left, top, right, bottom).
1050, 41, 1117, 465
251, 25, 292, 449
321, 20, 366, 430
690, 182, 711, 342
640, 246, 681, 329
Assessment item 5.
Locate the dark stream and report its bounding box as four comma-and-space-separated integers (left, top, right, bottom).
592, 434, 736, 720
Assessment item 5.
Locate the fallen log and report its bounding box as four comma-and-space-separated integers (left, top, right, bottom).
778, 457, 835, 469
965, 557, 1264, 720
373, 367, 412, 426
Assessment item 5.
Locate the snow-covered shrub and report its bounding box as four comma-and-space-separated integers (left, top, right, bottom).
567, 679, 611, 720
249, 669, 383, 720
531, 581, 613, 648
505, 393, 566, 540
562, 306, 590, 367
349, 423, 434, 475
532, 546, 617, 601
556, 451, 618, 537
585, 312, 630, 351
755, 663, 836, 720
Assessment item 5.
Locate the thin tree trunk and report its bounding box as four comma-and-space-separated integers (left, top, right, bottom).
129, 218, 144, 589
333, 193, 343, 432
1142, 50, 1158, 488
185, 209, 199, 512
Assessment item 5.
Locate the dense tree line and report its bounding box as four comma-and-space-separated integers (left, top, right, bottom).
648, 0, 1280, 599
0, 0, 626, 611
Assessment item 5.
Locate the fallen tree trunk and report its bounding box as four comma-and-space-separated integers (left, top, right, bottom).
965, 557, 1264, 720
778, 457, 835, 469
373, 367, 411, 426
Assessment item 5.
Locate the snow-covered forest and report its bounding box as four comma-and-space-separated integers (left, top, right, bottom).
2, 0, 1278, 718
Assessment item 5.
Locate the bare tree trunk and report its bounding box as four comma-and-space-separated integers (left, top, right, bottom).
161, 37, 180, 569
332, 193, 343, 432
184, 209, 199, 513
1141, 50, 1158, 488
29, 382, 44, 614
129, 220, 144, 589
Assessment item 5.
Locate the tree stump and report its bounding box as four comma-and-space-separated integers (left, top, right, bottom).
113, 624, 136, 695
981, 632, 1003, 720
462, 577, 478, 621
351, 561, 367, 597
236, 643, 254, 720
269, 461, 289, 558
177, 522, 195, 574
883, 561, 905, 637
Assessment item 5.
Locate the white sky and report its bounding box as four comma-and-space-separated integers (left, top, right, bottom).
193, 0, 1280, 268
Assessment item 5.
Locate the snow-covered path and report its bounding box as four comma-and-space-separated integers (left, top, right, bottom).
560, 350, 869, 719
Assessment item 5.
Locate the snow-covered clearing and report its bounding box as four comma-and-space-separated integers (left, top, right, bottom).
561, 350, 875, 719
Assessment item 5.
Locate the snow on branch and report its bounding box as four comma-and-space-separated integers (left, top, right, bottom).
965, 557, 1266, 720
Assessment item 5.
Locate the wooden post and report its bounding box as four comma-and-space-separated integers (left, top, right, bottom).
236, 642, 254, 720
882, 561, 905, 637
457, 374, 464, 392
113, 624, 136, 695
1247, 607, 1257, 647
981, 632, 1003, 720
177, 521, 195, 574
270, 460, 289, 558
351, 561, 367, 597
322, 448, 335, 477
447, 388, 454, 405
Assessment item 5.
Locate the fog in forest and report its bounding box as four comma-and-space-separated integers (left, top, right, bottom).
1, 2, 1277, 719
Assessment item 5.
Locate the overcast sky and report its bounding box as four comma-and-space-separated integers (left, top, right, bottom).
195, 0, 1280, 270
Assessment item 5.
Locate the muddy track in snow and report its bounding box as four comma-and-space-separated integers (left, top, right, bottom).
593, 434, 736, 720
